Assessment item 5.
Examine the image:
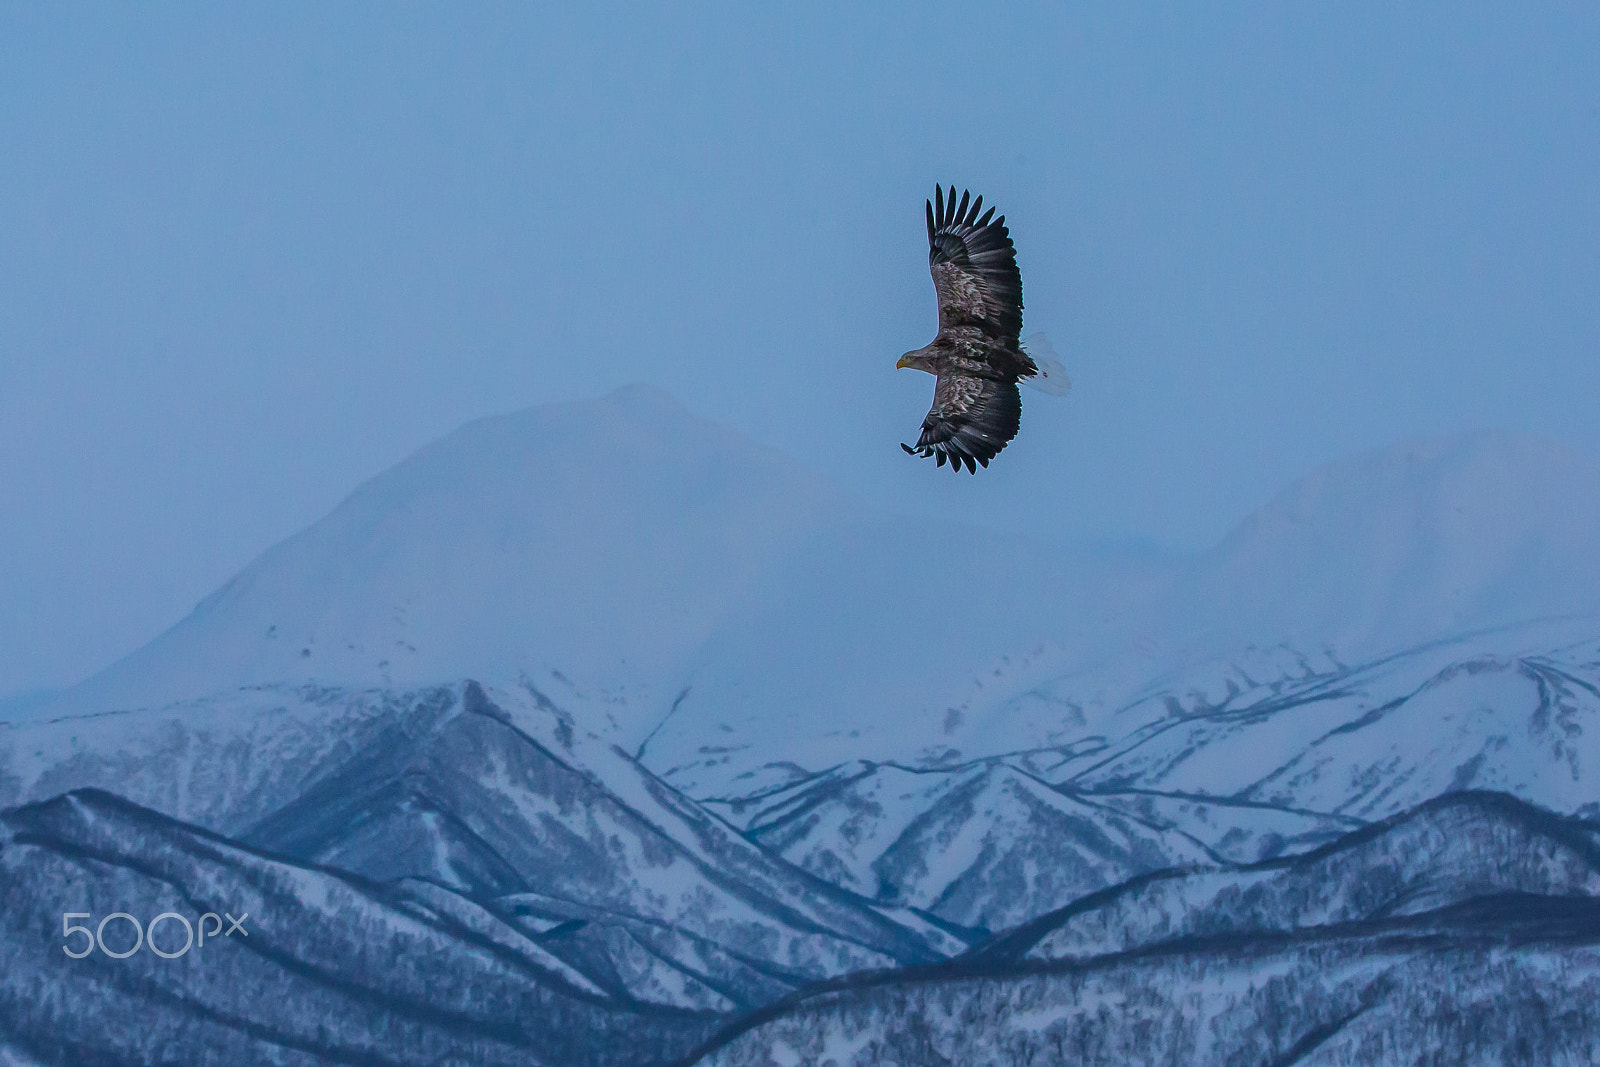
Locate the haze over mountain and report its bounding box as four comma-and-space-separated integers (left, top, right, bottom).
34, 386, 1098, 780
26, 388, 1600, 790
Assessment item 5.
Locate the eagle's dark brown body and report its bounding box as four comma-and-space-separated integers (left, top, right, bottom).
899, 187, 1037, 472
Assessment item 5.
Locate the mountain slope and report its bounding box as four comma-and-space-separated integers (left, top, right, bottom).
0, 789, 720, 1067
714, 760, 1214, 933
987, 791, 1600, 961
689, 794, 1600, 1067
0, 681, 964, 1013
1069, 627, 1600, 821
694, 920, 1600, 1067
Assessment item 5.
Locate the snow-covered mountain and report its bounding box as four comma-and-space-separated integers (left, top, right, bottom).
36, 385, 1094, 788
5, 387, 1600, 1064
0, 787, 722, 1066
707, 760, 1215, 932
46, 385, 854, 722
695, 793, 1600, 1067
918, 430, 1600, 767
28, 391, 1600, 795
689, 619, 1600, 938
986, 789, 1600, 963
1165, 430, 1600, 661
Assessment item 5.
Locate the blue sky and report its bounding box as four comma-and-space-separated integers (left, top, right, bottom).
4, 3, 1600, 697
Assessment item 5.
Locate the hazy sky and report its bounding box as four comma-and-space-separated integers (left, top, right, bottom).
4, 3, 1600, 698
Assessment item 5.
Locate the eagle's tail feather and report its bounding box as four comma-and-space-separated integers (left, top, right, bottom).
1021, 332, 1072, 396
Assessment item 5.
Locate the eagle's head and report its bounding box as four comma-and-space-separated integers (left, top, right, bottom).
896, 348, 935, 374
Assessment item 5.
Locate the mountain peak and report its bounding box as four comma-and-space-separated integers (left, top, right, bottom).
54, 386, 854, 723
1233, 429, 1599, 536
1179, 429, 1600, 659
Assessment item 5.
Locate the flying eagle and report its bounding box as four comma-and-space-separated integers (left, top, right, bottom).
898, 186, 1064, 472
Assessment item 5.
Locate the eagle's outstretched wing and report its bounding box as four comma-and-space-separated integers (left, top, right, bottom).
900, 371, 1022, 473
927, 185, 1023, 344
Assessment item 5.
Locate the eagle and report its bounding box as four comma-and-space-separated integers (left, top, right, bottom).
898, 186, 1065, 472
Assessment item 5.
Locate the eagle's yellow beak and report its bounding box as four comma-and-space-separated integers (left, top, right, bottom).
896, 355, 913, 369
